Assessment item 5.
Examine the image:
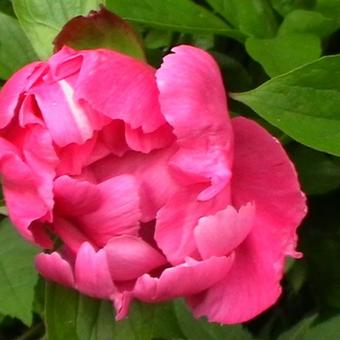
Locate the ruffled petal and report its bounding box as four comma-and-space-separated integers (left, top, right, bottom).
104, 235, 167, 281
194, 203, 255, 259
155, 185, 231, 265
156, 45, 233, 200
35, 252, 74, 287
75, 49, 165, 133
75, 242, 116, 299
54, 174, 141, 247
189, 117, 306, 324
134, 255, 234, 302
0, 62, 42, 129
91, 146, 179, 222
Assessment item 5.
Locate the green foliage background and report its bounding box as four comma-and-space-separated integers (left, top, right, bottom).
1, 0, 340, 339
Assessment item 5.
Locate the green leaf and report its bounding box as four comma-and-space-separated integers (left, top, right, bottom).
279, 314, 340, 340
206, 0, 278, 38
279, 9, 338, 38
289, 145, 340, 194
270, 0, 316, 16
316, 0, 340, 23
0, 12, 37, 79
231, 55, 340, 155
246, 33, 321, 77
12, 0, 104, 60
45, 282, 114, 340
173, 300, 252, 340
106, 0, 243, 40
113, 301, 184, 340
0, 219, 38, 325
54, 6, 146, 61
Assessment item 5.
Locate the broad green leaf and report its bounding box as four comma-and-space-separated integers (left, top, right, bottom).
246, 33, 321, 77
174, 300, 252, 340
279, 314, 340, 339
316, 0, 340, 23
45, 283, 114, 340
0, 0, 15, 16
289, 145, 340, 194
279, 10, 338, 38
278, 314, 318, 340
107, 0, 243, 40
54, 6, 146, 61
231, 55, 340, 155
0, 219, 38, 325
270, 0, 316, 16
206, 0, 278, 38
12, 0, 104, 60
0, 12, 37, 79
113, 301, 184, 340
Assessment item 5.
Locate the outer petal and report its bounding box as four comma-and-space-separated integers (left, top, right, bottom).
0, 62, 42, 129
155, 185, 231, 265
75, 49, 165, 133
134, 255, 234, 302
54, 175, 141, 248
75, 242, 116, 299
104, 235, 167, 281
35, 252, 74, 287
194, 203, 255, 260
189, 117, 307, 324
156, 45, 233, 200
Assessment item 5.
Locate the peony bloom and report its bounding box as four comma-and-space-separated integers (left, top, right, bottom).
0, 45, 306, 324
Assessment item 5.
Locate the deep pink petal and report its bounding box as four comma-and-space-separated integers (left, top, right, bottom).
188, 117, 307, 324
156, 45, 233, 200
75, 242, 116, 299
18, 94, 44, 127
91, 146, 180, 222
155, 185, 231, 265
75, 49, 165, 133
104, 235, 167, 281
134, 255, 234, 302
125, 123, 174, 153
35, 252, 75, 287
54, 175, 141, 247
194, 203, 255, 259
0, 62, 42, 129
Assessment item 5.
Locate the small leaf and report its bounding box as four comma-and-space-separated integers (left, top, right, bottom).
0, 219, 38, 325
45, 283, 114, 340
106, 0, 243, 40
54, 6, 146, 61
231, 55, 340, 155
270, 0, 316, 16
246, 33, 321, 77
278, 314, 318, 340
12, 0, 103, 59
279, 9, 338, 38
316, 0, 340, 23
289, 145, 340, 195
206, 0, 278, 38
113, 301, 184, 340
173, 299, 253, 340
0, 12, 37, 79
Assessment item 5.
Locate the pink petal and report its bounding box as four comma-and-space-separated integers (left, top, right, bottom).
156, 45, 233, 200
19, 94, 44, 127
35, 252, 75, 287
194, 203, 255, 259
75, 242, 116, 299
155, 185, 231, 265
134, 255, 234, 302
75, 49, 165, 133
32, 77, 94, 146
104, 235, 167, 281
188, 117, 307, 324
125, 123, 174, 153
91, 146, 179, 222
0, 62, 42, 129
54, 175, 141, 247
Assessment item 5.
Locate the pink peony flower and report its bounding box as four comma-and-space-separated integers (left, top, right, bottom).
0, 45, 306, 324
